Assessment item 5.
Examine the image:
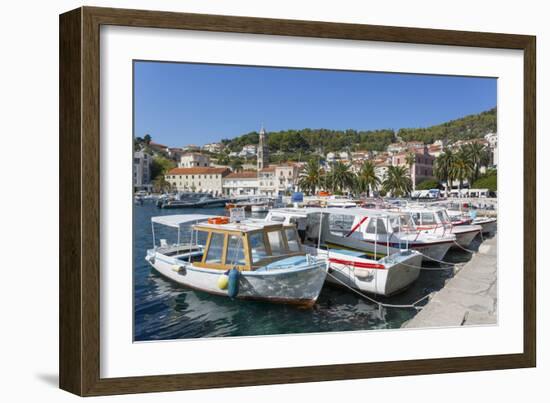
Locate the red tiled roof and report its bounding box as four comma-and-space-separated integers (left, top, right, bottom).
149, 141, 168, 149
260, 167, 276, 172
225, 171, 258, 179
167, 167, 230, 175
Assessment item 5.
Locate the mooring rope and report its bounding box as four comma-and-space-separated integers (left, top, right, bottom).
415, 250, 460, 266
452, 239, 477, 254
326, 270, 431, 310
394, 259, 460, 271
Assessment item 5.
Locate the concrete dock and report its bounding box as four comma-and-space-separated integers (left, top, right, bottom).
404, 236, 497, 328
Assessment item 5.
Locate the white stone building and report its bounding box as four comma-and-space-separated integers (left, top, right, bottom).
274, 164, 299, 195
165, 167, 230, 195
178, 152, 211, 168
258, 166, 276, 196
202, 143, 224, 153
133, 150, 152, 191
222, 171, 259, 196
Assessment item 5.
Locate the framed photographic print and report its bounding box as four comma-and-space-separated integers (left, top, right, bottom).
59, 6, 536, 396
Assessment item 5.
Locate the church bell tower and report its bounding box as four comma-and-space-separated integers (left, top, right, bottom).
257, 125, 268, 170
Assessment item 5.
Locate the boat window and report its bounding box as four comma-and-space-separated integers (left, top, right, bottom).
249, 232, 269, 263
400, 214, 415, 231
410, 212, 421, 225
285, 228, 301, 252
421, 212, 436, 225
267, 230, 285, 255
226, 234, 246, 266
269, 215, 286, 223
328, 214, 355, 236
436, 210, 447, 224
388, 216, 401, 232
366, 218, 387, 234
205, 232, 224, 264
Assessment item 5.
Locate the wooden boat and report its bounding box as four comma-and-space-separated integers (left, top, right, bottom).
145, 214, 328, 306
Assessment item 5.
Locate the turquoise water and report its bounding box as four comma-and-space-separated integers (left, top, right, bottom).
133, 202, 476, 341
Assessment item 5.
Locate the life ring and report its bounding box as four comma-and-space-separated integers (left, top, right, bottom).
208, 216, 230, 225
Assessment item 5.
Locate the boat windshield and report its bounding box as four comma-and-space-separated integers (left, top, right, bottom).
227, 234, 246, 266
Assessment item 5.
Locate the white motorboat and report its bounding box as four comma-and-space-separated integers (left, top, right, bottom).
446, 209, 497, 235
145, 214, 328, 306
403, 206, 482, 248
266, 207, 456, 262
251, 204, 270, 213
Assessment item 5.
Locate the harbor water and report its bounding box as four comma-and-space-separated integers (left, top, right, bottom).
133, 202, 480, 341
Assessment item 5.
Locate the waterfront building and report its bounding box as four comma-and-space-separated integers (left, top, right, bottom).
133, 150, 152, 192
165, 167, 230, 195
258, 166, 276, 196
222, 171, 259, 196
392, 148, 435, 187
257, 126, 269, 170
178, 152, 211, 168
274, 164, 299, 194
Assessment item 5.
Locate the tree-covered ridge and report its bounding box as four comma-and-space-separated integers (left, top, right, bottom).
220, 107, 496, 154
397, 107, 496, 144
222, 129, 395, 153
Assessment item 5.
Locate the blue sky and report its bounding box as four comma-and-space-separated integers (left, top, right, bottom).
134, 61, 496, 147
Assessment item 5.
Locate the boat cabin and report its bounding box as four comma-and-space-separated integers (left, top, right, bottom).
150, 215, 305, 272
404, 207, 453, 231
192, 221, 304, 271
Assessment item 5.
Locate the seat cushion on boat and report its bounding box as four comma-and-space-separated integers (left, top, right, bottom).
258, 255, 309, 271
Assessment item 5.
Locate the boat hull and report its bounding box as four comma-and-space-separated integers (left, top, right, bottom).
452, 225, 483, 247
146, 252, 328, 306
324, 233, 453, 263
474, 218, 497, 234
324, 250, 422, 296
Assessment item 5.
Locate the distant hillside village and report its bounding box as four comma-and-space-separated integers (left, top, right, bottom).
134, 108, 497, 197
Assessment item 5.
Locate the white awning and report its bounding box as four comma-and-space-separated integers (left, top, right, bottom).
151, 214, 215, 228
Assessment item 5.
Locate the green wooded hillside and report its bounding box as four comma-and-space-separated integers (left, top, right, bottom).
220, 107, 496, 154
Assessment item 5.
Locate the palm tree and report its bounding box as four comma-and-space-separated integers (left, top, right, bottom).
152, 175, 171, 193
326, 161, 354, 194
434, 149, 456, 196
230, 159, 243, 172
382, 165, 412, 197
451, 148, 475, 191
465, 142, 491, 184
405, 152, 416, 190
298, 158, 323, 195
355, 161, 380, 197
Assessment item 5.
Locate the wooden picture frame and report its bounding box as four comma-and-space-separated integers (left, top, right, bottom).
59, 6, 536, 396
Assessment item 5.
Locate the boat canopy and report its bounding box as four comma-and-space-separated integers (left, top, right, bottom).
270, 207, 405, 218
151, 214, 214, 228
